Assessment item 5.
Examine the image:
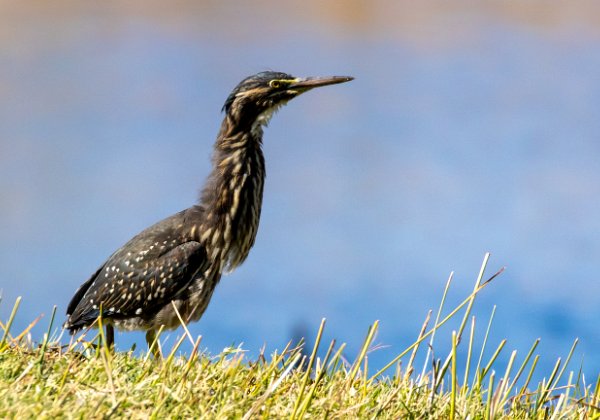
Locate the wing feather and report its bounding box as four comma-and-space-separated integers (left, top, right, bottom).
66, 241, 207, 330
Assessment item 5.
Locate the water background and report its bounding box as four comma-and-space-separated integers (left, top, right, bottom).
1, 1, 599, 381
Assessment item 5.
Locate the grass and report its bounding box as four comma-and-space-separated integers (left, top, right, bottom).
1, 254, 599, 418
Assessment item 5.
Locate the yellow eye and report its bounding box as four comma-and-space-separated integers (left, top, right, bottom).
269, 80, 281, 88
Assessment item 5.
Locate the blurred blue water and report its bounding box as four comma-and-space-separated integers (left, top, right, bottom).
1, 3, 599, 380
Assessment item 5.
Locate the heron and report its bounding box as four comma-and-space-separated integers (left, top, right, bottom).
64, 71, 353, 354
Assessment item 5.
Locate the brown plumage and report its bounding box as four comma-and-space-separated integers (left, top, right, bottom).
64, 71, 353, 352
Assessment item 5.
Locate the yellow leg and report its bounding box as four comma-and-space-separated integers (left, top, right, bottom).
145, 329, 162, 359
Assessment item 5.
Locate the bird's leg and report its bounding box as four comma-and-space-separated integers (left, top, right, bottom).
146, 329, 162, 359
105, 324, 115, 351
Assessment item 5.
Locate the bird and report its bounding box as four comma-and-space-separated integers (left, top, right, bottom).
64, 71, 353, 354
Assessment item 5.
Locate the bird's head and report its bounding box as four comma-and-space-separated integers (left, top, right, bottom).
222, 71, 353, 132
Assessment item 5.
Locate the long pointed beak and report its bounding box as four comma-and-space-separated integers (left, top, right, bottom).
289, 76, 354, 91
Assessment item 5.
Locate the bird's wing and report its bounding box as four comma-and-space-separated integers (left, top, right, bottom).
66, 240, 208, 330
66, 264, 105, 317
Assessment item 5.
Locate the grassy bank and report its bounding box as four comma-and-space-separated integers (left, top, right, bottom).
1, 254, 599, 418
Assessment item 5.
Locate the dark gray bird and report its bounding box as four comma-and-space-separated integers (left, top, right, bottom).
64, 71, 353, 353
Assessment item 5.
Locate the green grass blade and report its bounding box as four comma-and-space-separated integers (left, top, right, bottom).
37, 305, 57, 374
0, 296, 22, 350
480, 339, 506, 380
473, 305, 496, 389
420, 271, 453, 384
349, 320, 379, 385
462, 316, 476, 392
450, 330, 458, 420
291, 317, 326, 420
